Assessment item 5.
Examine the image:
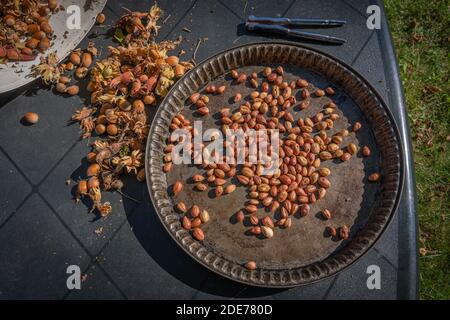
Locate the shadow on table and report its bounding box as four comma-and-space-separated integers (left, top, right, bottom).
0, 80, 46, 108
124, 190, 284, 298
0, 68, 94, 111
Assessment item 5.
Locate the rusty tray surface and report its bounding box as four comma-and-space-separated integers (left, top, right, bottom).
145, 42, 403, 287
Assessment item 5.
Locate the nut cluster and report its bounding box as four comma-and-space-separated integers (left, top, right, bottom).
42, 4, 194, 216
176, 202, 210, 240
166, 65, 381, 265
0, 0, 58, 63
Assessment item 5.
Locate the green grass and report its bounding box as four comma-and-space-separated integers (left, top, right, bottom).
384, 0, 450, 299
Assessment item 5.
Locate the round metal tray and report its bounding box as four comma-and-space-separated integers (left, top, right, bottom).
145, 42, 403, 287
0, 0, 107, 94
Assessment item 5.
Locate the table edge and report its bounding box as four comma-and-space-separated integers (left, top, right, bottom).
376, 0, 419, 300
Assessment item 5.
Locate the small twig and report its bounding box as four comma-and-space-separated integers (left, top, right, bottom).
421, 254, 442, 259
243, 0, 248, 16
121, 6, 132, 13
193, 38, 202, 61
163, 14, 171, 24
182, 27, 192, 33
116, 189, 140, 203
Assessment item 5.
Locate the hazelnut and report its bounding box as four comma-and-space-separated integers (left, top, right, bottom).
96, 13, 106, 24
23, 112, 39, 124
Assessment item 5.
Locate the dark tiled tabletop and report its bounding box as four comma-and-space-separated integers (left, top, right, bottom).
0, 0, 418, 299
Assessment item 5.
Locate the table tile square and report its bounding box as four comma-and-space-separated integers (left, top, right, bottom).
0, 150, 32, 225
325, 249, 397, 299
0, 194, 90, 299
351, 32, 389, 102
161, 0, 245, 62
0, 88, 85, 184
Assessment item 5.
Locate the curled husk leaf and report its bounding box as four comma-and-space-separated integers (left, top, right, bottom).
32, 52, 60, 84
98, 202, 112, 217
